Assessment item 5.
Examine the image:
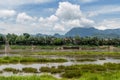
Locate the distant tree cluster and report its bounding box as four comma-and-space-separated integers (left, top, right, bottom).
0, 33, 120, 46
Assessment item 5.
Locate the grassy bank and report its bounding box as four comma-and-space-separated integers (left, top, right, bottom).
0, 63, 120, 79
0, 71, 120, 80
0, 56, 67, 64
34, 51, 120, 56
0, 45, 99, 49
39, 63, 120, 78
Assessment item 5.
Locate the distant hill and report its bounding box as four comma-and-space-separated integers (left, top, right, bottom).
32, 27, 120, 38
65, 27, 120, 38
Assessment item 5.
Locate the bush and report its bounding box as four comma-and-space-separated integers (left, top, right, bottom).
76, 58, 96, 62
61, 70, 82, 78
3, 68, 20, 73
22, 67, 38, 73
99, 57, 106, 60
50, 67, 63, 74
40, 67, 51, 72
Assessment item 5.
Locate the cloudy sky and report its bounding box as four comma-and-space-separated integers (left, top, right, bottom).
0, 0, 120, 35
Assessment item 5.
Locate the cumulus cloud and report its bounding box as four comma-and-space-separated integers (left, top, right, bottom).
88, 5, 120, 17
37, 1, 94, 34
56, 2, 82, 20
0, 1, 95, 34
39, 15, 58, 23
53, 24, 65, 31
0, 10, 16, 18
96, 18, 120, 30
16, 12, 37, 24
38, 1, 91, 33
55, 2, 94, 29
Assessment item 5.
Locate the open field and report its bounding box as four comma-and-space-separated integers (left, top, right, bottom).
0, 63, 120, 80
0, 45, 120, 80
0, 72, 120, 80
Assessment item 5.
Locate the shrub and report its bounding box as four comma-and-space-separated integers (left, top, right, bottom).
61, 70, 82, 78
3, 68, 20, 73
40, 67, 51, 72
22, 67, 38, 73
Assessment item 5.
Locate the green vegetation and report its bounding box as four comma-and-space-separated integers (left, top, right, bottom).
39, 63, 120, 78
22, 67, 38, 73
0, 56, 67, 64
99, 57, 106, 60
61, 70, 82, 78
0, 33, 120, 80
76, 58, 96, 62
0, 63, 119, 79
0, 70, 120, 80
0, 75, 58, 80
1, 33, 120, 46
40, 66, 63, 74
34, 51, 120, 56
3, 68, 20, 73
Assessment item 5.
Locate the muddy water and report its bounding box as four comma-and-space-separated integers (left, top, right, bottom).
0, 58, 119, 77
0, 58, 120, 71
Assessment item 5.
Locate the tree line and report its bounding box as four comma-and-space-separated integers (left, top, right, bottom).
0, 33, 120, 46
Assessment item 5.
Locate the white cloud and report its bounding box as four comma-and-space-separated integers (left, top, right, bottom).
53, 24, 65, 32
88, 5, 120, 17
56, 2, 82, 20
0, 22, 32, 34
55, 2, 94, 29
39, 15, 58, 23
0, 10, 16, 18
37, 1, 95, 34
96, 18, 120, 30
16, 12, 37, 24
0, 1, 95, 35
80, 18, 94, 27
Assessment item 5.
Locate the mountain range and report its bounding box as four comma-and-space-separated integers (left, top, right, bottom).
36, 27, 120, 38
65, 27, 120, 38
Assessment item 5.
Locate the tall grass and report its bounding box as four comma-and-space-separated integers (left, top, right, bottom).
0, 56, 67, 64
0, 72, 120, 80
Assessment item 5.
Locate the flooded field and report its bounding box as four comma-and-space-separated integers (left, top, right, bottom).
0, 54, 119, 77
0, 48, 120, 79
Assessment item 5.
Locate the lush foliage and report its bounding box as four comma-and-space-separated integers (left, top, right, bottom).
0, 33, 120, 46
0, 56, 67, 64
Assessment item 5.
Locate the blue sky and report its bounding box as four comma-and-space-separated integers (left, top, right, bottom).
0, 0, 120, 35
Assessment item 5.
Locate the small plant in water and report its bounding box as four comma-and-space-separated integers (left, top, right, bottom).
22, 67, 38, 73
3, 68, 20, 73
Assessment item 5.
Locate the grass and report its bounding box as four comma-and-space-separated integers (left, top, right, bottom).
34, 51, 120, 56
22, 67, 38, 73
1, 45, 120, 56
76, 58, 97, 62
99, 57, 106, 60
40, 66, 63, 74
3, 68, 20, 73
0, 56, 67, 64
61, 70, 82, 78
0, 75, 58, 80
39, 63, 120, 78
0, 45, 100, 49
0, 45, 59, 50
0, 63, 119, 79
0, 72, 120, 80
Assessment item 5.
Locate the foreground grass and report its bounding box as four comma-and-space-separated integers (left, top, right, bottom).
0, 75, 57, 80
34, 51, 120, 56
1, 63, 120, 79
0, 71, 120, 80
0, 56, 67, 64
0, 45, 59, 50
